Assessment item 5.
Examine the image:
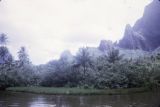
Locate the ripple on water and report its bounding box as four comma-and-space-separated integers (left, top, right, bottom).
96, 105, 112, 107
30, 103, 56, 107
8, 103, 19, 107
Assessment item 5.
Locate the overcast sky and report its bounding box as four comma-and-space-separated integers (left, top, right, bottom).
0, 0, 151, 65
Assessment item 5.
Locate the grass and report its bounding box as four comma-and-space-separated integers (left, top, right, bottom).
6, 87, 150, 95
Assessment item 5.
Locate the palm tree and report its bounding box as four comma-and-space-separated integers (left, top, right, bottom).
18, 47, 30, 65
0, 33, 8, 46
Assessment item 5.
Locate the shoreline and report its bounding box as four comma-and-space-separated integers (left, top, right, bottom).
6, 87, 150, 95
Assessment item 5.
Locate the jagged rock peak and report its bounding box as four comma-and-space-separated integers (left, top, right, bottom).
118, 0, 160, 51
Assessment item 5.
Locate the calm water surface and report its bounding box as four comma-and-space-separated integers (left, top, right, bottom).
0, 91, 160, 107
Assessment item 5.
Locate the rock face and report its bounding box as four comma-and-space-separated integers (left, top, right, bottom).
118, 0, 160, 51
98, 40, 113, 52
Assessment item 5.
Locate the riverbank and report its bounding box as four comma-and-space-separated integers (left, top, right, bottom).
6, 87, 150, 95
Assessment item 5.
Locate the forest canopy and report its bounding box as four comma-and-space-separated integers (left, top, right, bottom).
0, 34, 160, 90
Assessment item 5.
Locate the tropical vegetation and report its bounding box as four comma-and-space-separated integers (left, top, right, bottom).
0, 34, 160, 91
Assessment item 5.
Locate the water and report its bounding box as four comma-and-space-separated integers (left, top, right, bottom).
0, 91, 160, 107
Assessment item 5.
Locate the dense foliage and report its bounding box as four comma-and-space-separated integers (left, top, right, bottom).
0, 34, 160, 90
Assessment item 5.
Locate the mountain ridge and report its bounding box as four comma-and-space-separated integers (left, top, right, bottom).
118, 0, 160, 51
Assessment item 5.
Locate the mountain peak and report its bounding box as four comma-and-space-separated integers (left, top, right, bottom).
118, 0, 160, 51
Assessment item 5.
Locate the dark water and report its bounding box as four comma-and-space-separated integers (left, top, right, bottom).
0, 91, 160, 107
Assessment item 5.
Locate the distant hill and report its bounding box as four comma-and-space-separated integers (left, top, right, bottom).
118, 0, 160, 51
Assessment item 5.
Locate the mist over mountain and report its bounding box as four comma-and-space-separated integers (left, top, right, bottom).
118, 0, 160, 51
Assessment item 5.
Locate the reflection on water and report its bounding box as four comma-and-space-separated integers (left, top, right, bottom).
0, 91, 160, 107
29, 97, 56, 107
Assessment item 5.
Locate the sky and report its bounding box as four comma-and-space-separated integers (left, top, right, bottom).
0, 0, 151, 65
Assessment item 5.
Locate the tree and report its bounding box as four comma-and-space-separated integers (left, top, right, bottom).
75, 47, 92, 77
18, 47, 30, 65
0, 47, 13, 64
106, 47, 123, 63
0, 35, 13, 89
0, 33, 8, 46
0, 34, 12, 64
16, 47, 37, 86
